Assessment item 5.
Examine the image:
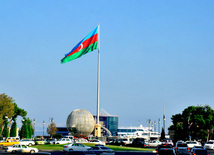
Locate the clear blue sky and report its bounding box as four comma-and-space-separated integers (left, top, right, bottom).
1, 0, 214, 136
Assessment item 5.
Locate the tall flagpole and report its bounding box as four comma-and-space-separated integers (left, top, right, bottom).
97, 23, 100, 124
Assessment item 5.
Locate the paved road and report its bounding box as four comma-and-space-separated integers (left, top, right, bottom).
0, 150, 154, 155
0, 150, 213, 155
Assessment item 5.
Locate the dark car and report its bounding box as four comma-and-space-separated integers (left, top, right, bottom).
175, 142, 190, 155
190, 148, 208, 155
130, 141, 147, 148
106, 139, 126, 146
127, 138, 146, 147
158, 148, 176, 155
156, 143, 173, 154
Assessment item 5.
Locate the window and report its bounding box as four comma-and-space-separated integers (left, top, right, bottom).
81, 144, 85, 147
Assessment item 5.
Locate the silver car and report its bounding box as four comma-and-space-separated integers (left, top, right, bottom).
85, 145, 115, 155
63, 143, 91, 152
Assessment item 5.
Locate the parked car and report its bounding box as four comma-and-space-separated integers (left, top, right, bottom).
85, 145, 115, 155
6, 144, 38, 153
35, 139, 47, 145
53, 138, 73, 144
63, 135, 74, 140
47, 138, 57, 144
162, 139, 174, 146
190, 148, 208, 155
63, 143, 91, 152
75, 138, 88, 143
204, 140, 214, 150
0, 139, 19, 148
118, 138, 132, 145
175, 142, 190, 155
88, 139, 106, 145
19, 139, 35, 146
106, 139, 127, 146
6, 137, 20, 141
129, 138, 148, 148
148, 140, 162, 148
158, 148, 176, 155
130, 141, 148, 148
186, 141, 201, 149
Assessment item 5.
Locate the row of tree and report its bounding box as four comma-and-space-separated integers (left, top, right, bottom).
169, 105, 214, 142
2, 93, 213, 142
0, 93, 33, 139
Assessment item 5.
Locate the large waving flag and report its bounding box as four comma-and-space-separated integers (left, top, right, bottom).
61, 26, 99, 64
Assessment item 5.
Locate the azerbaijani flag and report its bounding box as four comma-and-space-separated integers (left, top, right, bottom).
61, 26, 99, 64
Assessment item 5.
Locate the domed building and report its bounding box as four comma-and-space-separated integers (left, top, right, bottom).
66, 109, 95, 138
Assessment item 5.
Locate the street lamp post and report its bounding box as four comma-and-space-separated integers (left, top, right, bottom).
33, 119, 35, 139
148, 119, 151, 140
43, 121, 45, 138
158, 118, 160, 137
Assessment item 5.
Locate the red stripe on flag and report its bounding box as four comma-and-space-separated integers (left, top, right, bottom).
67, 33, 98, 57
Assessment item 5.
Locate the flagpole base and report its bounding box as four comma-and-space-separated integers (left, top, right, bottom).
94, 124, 101, 137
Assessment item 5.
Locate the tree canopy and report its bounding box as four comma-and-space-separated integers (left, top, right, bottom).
0, 93, 28, 138
0, 93, 15, 126
47, 122, 58, 138
169, 105, 214, 142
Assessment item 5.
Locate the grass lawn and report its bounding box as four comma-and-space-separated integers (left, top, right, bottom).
33, 143, 155, 152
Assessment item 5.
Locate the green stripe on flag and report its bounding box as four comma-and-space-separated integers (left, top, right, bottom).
61, 42, 98, 64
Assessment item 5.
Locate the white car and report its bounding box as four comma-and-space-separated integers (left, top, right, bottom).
88, 139, 106, 145
19, 139, 35, 146
148, 140, 162, 147
186, 141, 201, 149
204, 140, 214, 150
53, 138, 73, 144
63, 143, 91, 152
6, 144, 38, 153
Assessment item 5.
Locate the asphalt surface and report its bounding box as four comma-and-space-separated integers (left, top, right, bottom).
0, 148, 213, 155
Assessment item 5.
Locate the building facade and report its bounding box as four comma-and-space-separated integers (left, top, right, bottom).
56, 109, 119, 137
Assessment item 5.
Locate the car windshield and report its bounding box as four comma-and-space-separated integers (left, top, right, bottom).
177, 143, 188, 147
90, 147, 99, 150
100, 147, 111, 150
187, 142, 196, 144
206, 142, 214, 144
195, 150, 207, 154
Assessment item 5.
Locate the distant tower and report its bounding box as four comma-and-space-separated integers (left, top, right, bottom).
163, 107, 166, 132
158, 118, 160, 133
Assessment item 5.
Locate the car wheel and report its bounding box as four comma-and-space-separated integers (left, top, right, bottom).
12, 150, 16, 154
29, 143, 32, 146
30, 150, 35, 154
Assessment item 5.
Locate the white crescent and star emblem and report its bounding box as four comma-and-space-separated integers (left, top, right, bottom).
79, 44, 83, 51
